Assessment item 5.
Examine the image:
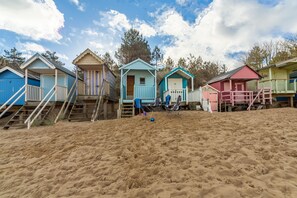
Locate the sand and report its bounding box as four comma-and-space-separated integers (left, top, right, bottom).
0, 108, 297, 197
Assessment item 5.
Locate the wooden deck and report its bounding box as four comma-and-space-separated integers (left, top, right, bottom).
219, 88, 272, 111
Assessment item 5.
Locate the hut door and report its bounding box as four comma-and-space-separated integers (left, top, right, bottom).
235, 83, 244, 103
127, 76, 135, 98
235, 83, 244, 91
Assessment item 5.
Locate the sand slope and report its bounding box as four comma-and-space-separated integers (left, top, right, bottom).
0, 108, 297, 197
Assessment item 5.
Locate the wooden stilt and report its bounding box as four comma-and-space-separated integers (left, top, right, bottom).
104, 100, 108, 119
290, 96, 294, 107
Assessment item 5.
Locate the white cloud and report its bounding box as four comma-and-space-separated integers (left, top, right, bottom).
81, 28, 99, 36
17, 42, 68, 61
96, 10, 156, 37
18, 42, 47, 53
99, 10, 131, 32
134, 19, 157, 37
176, 0, 189, 6
155, 0, 297, 68
56, 53, 69, 60
69, 0, 85, 11
89, 41, 104, 50
0, 0, 64, 42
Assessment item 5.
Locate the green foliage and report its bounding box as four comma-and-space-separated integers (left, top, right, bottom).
41, 51, 64, 66
115, 29, 151, 64
243, 37, 297, 69
164, 56, 174, 70
101, 52, 117, 71
177, 57, 187, 68
3, 47, 25, 68
151, 46, 163, 66
0, 55, 8, 68
158, 54, 224, 88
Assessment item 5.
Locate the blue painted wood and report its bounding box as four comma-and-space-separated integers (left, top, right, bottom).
122, 70, 156, 100
28, 59, 51, 69
0, 70, 40, 105
41, 74, 66, 101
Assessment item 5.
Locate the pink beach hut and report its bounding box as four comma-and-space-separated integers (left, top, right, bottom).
207, 65, 272, 111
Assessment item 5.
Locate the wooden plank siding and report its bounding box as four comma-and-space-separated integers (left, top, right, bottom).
84, 70, 103, 95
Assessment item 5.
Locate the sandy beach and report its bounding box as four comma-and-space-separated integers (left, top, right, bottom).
0, 108, 297, 197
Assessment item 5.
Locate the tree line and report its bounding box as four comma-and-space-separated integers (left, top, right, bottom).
0, 48, 64, 70
243, 36, 297, 70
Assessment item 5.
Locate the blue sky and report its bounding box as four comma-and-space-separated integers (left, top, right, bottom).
0, 0, 297, 70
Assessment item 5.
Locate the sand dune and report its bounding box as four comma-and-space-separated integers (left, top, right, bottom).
0, 108, 297, 197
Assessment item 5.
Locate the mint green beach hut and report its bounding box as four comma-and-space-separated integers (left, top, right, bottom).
119, 59, 157, 117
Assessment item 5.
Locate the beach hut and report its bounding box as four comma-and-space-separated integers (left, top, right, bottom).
119, 58, 157, 117
0, 66, 40, 106
257, 57, 297, 107
159, 67, 194, 105
0, 53, 77, 129
201, 85, 219, 112
67, 48, 117, 122
208, 65, 272, 111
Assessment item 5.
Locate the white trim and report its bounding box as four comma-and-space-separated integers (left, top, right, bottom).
25, 69, 28, 102
147, 69, 155, 77
167, 69, 193, 79
20, 53, 55, 70
155, 69, 157, 99
119, 58, 156, 70
122, 69, 131, 77
0, 66, 24, 78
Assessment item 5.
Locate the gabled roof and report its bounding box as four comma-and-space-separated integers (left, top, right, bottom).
207, 65, 261, 84
72, 48, 104, 65
73, 48, 116, 78
21, 53, 76, 78
0, 66, 39, 80
159, 67, 194, 85
119, 58, 156, 70
164, 67, 194, 79
202, 84, 219, 92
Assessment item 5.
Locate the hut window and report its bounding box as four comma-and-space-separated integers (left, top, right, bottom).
140, 77, 145, 85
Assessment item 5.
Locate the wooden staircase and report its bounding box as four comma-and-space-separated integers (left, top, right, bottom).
120, 102, 134, 118
247, 88, 272, 110
68, 99, 96, 121
2, 103, 54, 130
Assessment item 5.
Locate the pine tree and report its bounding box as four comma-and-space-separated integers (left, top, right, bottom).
41, 51, 64, 66
115, 29, 151, 64
3, 47, 25, 68
151, 46, 163, 66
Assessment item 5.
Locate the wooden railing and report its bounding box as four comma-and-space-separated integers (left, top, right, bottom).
27, 85, 42, 101
188, 87, 202, 103
163, 88, 188, 103
56, 85, 67, 101
25, 86, 56, 129
134, 85, 155, 99
0, 85, 26, 118
259, 79, 297, 93
54, 79, 77, 123
221, 91, 253, 106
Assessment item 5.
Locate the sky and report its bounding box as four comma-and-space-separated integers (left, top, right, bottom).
0, 0, 297, 71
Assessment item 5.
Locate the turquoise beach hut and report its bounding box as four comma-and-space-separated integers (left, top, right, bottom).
119, 59, 157, 117
159, 67, 194, 104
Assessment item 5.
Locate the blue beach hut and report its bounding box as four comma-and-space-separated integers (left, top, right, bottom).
0, 66, 40, 106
